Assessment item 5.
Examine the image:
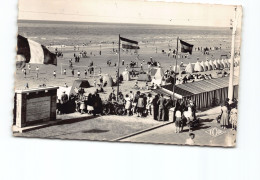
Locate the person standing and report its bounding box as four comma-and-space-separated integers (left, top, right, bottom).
53, 70, 56, 78
122, 59, 125, 65
157, 94, 166, 121
146, 93, 153, 115
22, 68, 26, 78
220, 103, 229, 129
137, 94, 145, 117
77, 70, 80, 79
124, 94, 132, 116
71, 69, 74, 77
27, 64, 31, 73
230, 107, 238, 131
84, 69, 87, 78
36, 66, 39, 79
61, 91, 68, 114
152, 94, 159, 120
63, 69, 66, 75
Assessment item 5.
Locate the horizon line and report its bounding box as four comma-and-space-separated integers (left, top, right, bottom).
17, 19, 231, 29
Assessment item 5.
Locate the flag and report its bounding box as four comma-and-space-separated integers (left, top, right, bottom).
180, 39, 193, 54
120, 36, 140, 49
17, 35, 57, 67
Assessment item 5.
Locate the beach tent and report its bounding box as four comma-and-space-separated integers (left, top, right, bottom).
200, 61, 207, 71
217, 59, 224, 69
122, 70, 131, 81
224, 59, 230, 68
213, 59, 220, 69
173, 65, 181, 74
185, 63, 194, 74
150, 67, 164, 80
209, 60, 215, 70
103, 74, 114, 87
138, 73, 151, 81
194, 61, 203, 72
221, 59, 228, 68
69, 79, 90, 95
57, 86, 72, 99
205, 60, 212, 71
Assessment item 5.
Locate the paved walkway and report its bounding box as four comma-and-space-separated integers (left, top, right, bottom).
121, 107, 237, 147
14, 106, 236, 147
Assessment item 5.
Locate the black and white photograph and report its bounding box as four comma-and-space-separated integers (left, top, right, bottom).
13, 0, 242, 147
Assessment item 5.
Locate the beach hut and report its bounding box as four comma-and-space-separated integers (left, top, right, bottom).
205, 60, 212, 71
150, 67, 164, 80
200, 61, 207, 71
122, 70, 131, 81
138, 73, 151, 81
213, 59, 220, 69
173, 65, 181, 74
194, 61, 203, 72
185, 63, 194, 74
103, 74, 114, 87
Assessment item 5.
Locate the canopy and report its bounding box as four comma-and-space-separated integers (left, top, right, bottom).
150, 67, 164, 80
103, 74, 114, 87
162, 76, 239, 109
138, 73, 151, 81
185, 63, 194, 74
194, 61, 203, 72
122, 70, 131, 81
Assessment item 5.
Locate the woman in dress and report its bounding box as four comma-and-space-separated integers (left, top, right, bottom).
220, 103, 229, 129
230, 107, 238, 130
175, 110, 182, 133
124, 94, 132, 116
137, 94, 145, 117
146, 93, 153, 116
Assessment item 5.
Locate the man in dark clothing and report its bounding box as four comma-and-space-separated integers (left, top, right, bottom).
157, 94, 166, 121
152, 94, 159, 120
61, 91, 69, 114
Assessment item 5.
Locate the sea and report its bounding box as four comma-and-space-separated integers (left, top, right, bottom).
18, 20, 232, 48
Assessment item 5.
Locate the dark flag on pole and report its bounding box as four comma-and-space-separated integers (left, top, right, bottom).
120, 36, 140, 49
180, 39, 194, 54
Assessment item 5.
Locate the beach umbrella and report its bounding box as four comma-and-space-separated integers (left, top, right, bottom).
204, 60, 212, 71
194, 61, 203, 72
200, 61, 207, 71
213, 59, 220, 69
209, 60, 215, 70
185, 63, 194, 74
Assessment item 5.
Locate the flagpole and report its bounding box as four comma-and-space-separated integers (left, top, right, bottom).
173, 36, 179, 98
117, 34, 121, 101
228, 6, 237, 103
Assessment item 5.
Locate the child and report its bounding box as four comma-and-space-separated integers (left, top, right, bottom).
185, 133, 195, 145
230, 107, 238, 130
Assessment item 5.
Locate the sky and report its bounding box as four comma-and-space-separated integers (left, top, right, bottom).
18, 0, 241, 27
